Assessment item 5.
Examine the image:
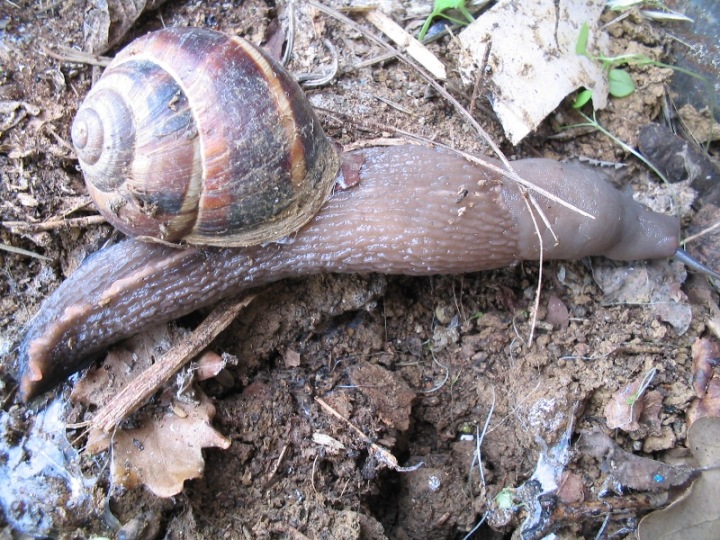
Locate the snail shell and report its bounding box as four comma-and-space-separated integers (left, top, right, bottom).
70, 28, 339, 246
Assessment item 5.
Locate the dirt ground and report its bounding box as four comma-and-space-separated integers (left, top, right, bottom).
0, 1, 719, 539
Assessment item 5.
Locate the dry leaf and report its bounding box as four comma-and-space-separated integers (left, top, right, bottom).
72, 325, 181, 452
604, 371, 657, 432
111, 392, 230, 497
638, 417, 720, 540
458, 0, 609, 144
593, 259, 691, 335
688, 375, 720, 427
84, 0, 169, 54
312, 432, 346, 453
72, 326, 231, 496
578, 431, 694, 493
691, 338, 719, 397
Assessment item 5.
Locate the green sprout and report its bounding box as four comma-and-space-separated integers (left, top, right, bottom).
626, 367, 657, 407
563, 111, 670, 184
572, 22, 716, 143
417, 0, 475, 42
458, 422, 475, 434
495, 487, 516, 510
574, 22, 638, 104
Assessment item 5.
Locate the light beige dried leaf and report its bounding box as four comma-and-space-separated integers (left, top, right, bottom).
604, 372, 655, 432
594, 260, 691, 334
312, 432, 346, 453
638, 417, 720, 540
458, 0, 610, 144
110, 391, 230, 498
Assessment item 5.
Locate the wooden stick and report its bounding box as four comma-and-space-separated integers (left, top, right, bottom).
91, 294, 255, 433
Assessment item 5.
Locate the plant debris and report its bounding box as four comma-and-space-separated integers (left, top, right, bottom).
83, 0, 170, 54
71, 326, 230, 497
458, 0, 609, 143
579, 431, 695, 493
603, 368, 661, 432
593, 259, 691, 334
638, 417, 720, 539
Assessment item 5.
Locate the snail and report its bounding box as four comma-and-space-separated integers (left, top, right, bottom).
14, 27, 702, 401
71, 27, 339, 247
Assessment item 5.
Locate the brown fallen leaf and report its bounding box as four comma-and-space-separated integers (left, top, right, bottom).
110, 391, 230, 497
691, 337, 720, 397
638, 417, 720, 540
688, 374, 720, 428
578, 431, 695, 493
72, 325, 185, 453
604, 369, 658, 432
71, 325, 231, 496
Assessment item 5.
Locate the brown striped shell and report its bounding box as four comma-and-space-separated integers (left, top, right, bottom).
70, 28, 339, 247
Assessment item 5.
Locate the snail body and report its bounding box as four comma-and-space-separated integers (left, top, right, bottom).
18, 145, 680, 400
71, 28, 339, 246
16, 28, 683, 400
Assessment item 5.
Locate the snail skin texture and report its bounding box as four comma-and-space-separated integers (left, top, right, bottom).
18, 144, 680, 400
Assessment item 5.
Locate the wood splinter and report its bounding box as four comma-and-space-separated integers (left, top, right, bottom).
89, 294, 255, 434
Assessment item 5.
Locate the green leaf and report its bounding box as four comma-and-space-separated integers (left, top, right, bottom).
608, 68, 636, 97
576, 22, 590, 56
572, 88, 593, 108
417, 0, 474, 41
435, 0, 465, 12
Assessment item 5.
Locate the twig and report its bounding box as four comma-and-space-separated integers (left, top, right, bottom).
42, 45, 111, 67
306, 0, 514, 173
91, 294, 256, 433
364, 9, 447, 80
683, 220, 720, 245
269, 443, 290, 479
3, 215, 106, 233
522, 194, 544, 346
0, 243, 52, 261
315, 396, 422, 472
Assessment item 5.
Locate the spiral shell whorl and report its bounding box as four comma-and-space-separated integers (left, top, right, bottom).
71, 27, 339, 246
